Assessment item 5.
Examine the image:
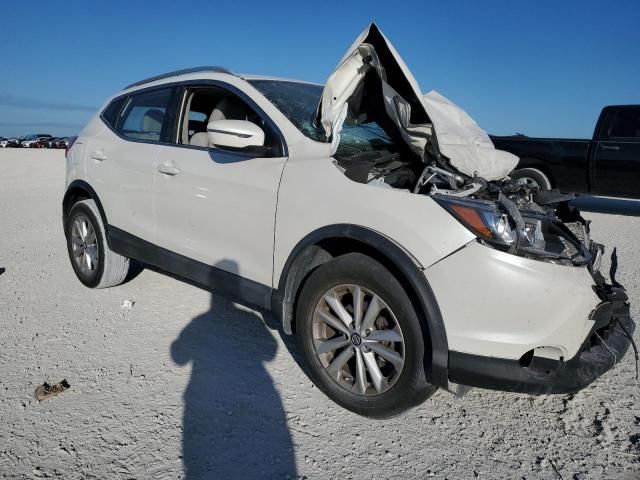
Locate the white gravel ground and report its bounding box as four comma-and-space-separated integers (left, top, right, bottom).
0, 150, 639, 479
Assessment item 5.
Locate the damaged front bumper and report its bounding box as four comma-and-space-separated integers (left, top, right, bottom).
447, 266, 635, 395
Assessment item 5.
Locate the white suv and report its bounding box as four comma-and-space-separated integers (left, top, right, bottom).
63, 24, 634, 417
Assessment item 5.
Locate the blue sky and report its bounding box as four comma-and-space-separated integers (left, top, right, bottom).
1, 0, 638, 138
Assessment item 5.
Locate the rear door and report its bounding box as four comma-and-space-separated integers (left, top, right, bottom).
591, 106, 640, 198
86, 86, 177, 242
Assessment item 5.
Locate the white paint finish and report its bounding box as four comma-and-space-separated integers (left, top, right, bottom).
153, 145, 286, 286
206, 119, 265, 149
85, 126, 159, 242
272, 148, 476, 286
424, 241, 601, 360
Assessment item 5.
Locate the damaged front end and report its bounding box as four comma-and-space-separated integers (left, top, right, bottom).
315, 23, 636, 393
440, 186, 637, 394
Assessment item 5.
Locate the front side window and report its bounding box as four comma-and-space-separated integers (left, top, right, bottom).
177, 85, 283, 156
117, 88, 173, 142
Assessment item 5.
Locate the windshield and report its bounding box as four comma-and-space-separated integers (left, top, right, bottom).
249, 79, 395, 155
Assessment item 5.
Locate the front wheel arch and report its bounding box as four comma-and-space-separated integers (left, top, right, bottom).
273, 225, 450, 388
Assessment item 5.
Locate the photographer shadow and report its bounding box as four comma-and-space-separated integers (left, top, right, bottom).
170, 260, 297, 478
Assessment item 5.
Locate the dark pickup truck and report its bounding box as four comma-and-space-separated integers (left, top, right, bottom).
491, 105, 640, 199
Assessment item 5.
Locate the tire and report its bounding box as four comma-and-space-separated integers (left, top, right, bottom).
511, 168, 552, 190
65, 199, 130, 288
296, 252, 437, 418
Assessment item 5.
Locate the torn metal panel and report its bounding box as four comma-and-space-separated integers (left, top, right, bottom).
319, 22, 519, 181
318, 23, 432, 158
421, 91, 519, 181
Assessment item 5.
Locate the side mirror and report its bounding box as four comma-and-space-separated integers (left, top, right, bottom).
207, 119, 265, 150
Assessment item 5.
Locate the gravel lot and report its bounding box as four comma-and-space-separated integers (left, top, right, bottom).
1, 150, 639, 479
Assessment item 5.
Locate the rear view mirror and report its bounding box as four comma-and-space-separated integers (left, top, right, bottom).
207, 120, 265, 150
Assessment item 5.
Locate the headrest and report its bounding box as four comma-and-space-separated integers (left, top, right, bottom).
142, 109, 165, 133
209, 97, 248, 122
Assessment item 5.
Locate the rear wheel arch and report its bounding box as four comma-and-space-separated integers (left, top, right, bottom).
273, 224, 450, 388
63, 181, 109, 230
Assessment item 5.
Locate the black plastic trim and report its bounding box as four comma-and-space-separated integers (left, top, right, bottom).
107, 226, 272, 309
272, 224, 450, 388
449, 297, 635, 394
62, 180, 110, 233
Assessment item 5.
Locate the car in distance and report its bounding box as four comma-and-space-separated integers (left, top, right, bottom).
0, 137, 20, 148
55, 137, 73, 149
492, 105, 640, 198
20, 134, 52, 147
38, 137, 59, 148
62, 23, 634, 418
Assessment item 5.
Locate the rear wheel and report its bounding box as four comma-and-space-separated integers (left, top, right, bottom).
511, 168, 552, 190
65, 199, 130, 288
296, 253, 437, 418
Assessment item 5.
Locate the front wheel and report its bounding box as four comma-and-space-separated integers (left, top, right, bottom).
296, 253, 437, 418
65, 199, 130, 288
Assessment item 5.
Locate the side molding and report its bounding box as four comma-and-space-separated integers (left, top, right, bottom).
273, 224, 450, 388
107, 226, 272, 310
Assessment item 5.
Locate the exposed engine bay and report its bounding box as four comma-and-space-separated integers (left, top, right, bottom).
333, 143, 603, 272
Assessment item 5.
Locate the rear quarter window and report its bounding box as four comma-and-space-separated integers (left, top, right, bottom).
101, 97, 126, 129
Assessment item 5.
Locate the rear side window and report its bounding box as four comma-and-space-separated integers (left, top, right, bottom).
605, 108, 640, 140
101, 97, 125, 129
117, 88, 173, 142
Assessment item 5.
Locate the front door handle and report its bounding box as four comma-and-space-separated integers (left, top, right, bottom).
601, 145, 620, 151
90, 150, 108, 161
157, 163, 181, 176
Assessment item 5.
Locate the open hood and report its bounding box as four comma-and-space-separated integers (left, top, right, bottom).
317, 23, 519, 182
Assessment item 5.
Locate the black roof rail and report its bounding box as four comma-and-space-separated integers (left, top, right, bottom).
124, 66, 233, 90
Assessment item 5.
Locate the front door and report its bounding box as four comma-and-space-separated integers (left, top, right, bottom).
591, 106, 640, 198
153, 85, 288, 287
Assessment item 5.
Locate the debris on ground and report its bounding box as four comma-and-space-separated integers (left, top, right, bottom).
34, 379, 70, 401
121, 299, 135, 309
0, 267, 5, 275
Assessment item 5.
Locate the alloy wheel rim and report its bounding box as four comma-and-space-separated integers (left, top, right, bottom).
312, 284, 405, 396
70, 214, 99, 275
516, 176, 540, 188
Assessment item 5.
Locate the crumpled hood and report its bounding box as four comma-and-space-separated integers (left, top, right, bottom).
317, 23, 519, 182
421, 90, 519, 181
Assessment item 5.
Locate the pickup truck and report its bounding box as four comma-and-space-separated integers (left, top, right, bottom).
491, 105, 640, 199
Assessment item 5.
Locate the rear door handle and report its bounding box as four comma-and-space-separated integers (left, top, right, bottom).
90, 150, 108, 161
600, 145, 620, 151
157, 163, 181, 176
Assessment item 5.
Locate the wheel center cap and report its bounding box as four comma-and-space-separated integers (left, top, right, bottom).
350, 332, 363, 347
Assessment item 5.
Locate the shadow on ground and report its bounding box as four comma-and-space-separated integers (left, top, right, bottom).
571, 195, 640, 217
170, 261, 297, 478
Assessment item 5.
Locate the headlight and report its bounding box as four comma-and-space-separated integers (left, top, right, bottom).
434, 195, 590, 265
434, 196, 519, 247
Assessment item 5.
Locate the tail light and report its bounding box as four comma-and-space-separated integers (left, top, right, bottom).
65, 136, 78, 159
